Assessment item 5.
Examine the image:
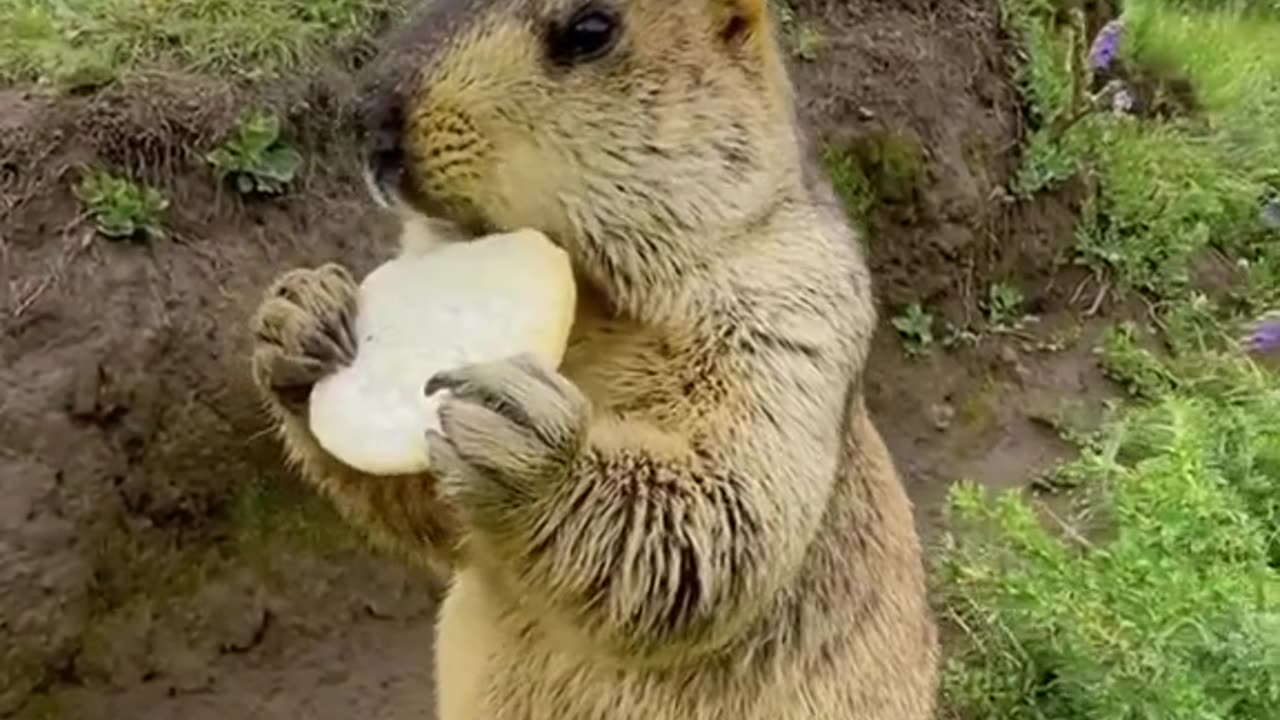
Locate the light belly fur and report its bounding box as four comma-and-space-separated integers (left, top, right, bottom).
434, 570, 505, 720
431, 571, 934, 720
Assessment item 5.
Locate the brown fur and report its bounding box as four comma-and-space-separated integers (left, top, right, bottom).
249, 0, 940, 717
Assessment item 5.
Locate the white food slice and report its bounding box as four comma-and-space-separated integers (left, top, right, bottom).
308, 228, 577, 476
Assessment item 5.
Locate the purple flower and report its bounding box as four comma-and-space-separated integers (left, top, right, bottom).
1089, 19, 1126, 73
1243, 313, 1280, 354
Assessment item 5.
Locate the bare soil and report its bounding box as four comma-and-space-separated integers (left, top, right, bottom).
1, 1, 1121, 717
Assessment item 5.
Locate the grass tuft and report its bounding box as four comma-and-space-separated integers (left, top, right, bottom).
0, 0, 410, 86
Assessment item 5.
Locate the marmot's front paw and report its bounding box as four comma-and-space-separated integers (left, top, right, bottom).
424, 354, 589, 515
251, 263, 359, 414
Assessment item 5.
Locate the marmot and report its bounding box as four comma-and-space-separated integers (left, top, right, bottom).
249, 0, 940, 717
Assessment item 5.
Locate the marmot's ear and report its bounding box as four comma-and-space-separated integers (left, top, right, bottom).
709, 0, 768, 45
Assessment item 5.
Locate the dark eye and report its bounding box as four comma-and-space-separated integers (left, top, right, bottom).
547, 5, 620, 66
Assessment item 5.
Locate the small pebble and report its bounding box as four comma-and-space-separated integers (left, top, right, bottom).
928, 403, 955, 431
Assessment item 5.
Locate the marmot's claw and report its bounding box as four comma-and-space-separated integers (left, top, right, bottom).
426, 353, 589, 511
250, 263, 359, 413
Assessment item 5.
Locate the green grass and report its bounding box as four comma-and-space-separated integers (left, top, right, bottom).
821, 126, 926, 241
1162, 0, 1280, 15
0, 0, 410, 86
940, 1, 1280, 717
821, 143, 875, 230
231, 474, 360, 555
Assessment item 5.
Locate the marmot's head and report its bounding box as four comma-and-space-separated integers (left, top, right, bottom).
357, 0, 801, 312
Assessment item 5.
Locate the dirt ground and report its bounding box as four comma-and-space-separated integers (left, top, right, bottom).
0, 1, 1120, 717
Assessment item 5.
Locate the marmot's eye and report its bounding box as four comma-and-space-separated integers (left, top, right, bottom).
547, 5, 620, 65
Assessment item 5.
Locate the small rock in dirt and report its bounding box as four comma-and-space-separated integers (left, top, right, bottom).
21, 515, 76, 554
0, 458, 55, 531
927, 402, 955, 431
73, 603, 155, 688
150, 625, 217, 694
0, 91, 38, 134
117, 375, 164, 454
999, 345, 1032, 384
198, 576, 271, 654
65, 358, 104, 420
931, 223, 973, 252
37, 553, 91, 593
319, 667, 350, 686
166, 653, 217, 694
352, 563, 435, 621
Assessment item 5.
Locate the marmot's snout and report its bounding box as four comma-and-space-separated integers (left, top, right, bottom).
353, 0, 470, 213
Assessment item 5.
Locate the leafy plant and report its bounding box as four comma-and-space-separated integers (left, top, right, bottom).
771, 0, 825, 62
892, 302, 936, 357
939, 341, 1280, 719
985, 281, 1026, 329
1001, 0, 1088, 195
772, 0, 797, 30
1001, 0, 1134, 197
206, 109, 304, 195
73, 171, 168, 241
792, 24, 825, 61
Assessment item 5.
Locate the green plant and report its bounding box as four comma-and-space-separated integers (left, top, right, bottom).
1001, 0, 1097, 196
939, 342, 1280, 719
1098, 321, 1179, 397
770, 0, 824, 61
985, 281, 1026, 329
1071, 1, 1280, 295
791, 23, 826, 61
73, 171, 168, 241
1163, 0, 1280, 15
205, 109, 304, 194
820, 144, 874, 229
891, 302, 936, 357
772, 0, 797, 31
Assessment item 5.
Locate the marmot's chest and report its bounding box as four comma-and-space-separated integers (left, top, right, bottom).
559, 304, 696, 424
